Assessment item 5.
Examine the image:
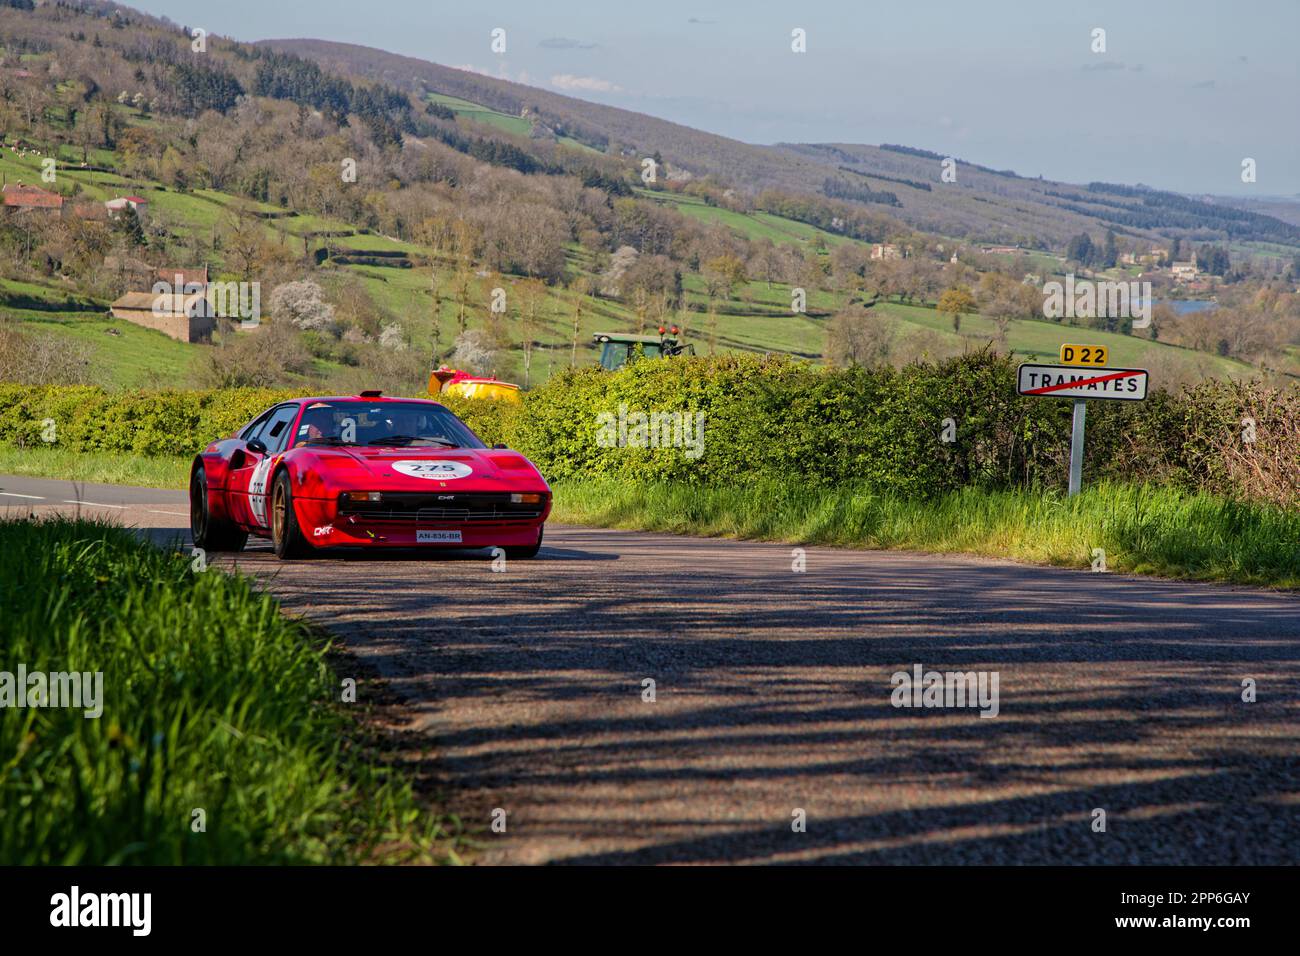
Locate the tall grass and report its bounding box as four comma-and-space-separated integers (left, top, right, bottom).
0, 448, 1293, 586
0, 517, 456, 864
551, 480, 1300, 588
0, 446, 189, 489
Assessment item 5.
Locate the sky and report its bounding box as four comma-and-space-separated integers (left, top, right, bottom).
127, 0, 1299, 197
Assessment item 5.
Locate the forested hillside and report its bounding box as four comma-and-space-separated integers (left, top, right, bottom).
270, 37, 1300, 252
0, 1, 1295, 398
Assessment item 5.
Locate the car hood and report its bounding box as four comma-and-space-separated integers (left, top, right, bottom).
292, 445, 549, 496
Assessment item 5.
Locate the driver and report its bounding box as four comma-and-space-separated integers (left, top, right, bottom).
298, 406, 337, 442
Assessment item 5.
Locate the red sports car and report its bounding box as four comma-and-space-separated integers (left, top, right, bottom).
189, 391, 551, 559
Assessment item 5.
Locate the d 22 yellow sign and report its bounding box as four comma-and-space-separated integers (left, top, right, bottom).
1059, 344, 1108, 367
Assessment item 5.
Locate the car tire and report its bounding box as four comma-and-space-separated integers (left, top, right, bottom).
190, 464, 247, 552
270, 469, 310, 559
504, 525, 544, 560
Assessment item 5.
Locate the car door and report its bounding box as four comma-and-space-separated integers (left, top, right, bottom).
224, 409, 273, 529
248, 403, 302, 531
230, 404, 298, 531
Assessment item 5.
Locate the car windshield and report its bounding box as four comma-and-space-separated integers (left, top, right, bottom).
293, 401, 485, 449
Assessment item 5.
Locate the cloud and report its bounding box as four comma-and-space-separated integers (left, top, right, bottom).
1081, 60, 1125, 72
688, 17, 717, 24
539, 37, 597, 50
450, 64, 536, 87
550, 74, 623, 93
1192, 79, 1216, 89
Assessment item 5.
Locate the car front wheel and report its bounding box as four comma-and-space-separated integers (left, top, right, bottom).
270, 470, 310, 559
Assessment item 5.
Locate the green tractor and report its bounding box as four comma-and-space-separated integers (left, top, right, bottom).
592, 325, 694, 371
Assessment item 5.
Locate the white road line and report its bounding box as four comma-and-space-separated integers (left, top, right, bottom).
0, 492, 45, 500
62, 500, 127, 509
149, 510, 189, 517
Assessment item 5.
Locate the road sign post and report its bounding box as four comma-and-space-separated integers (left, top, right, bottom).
1017, 356, 1148, 497
1068, 399, 1086, 497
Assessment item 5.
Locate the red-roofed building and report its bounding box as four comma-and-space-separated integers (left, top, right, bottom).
2, 182, 64, 212
105, 195, 149, 217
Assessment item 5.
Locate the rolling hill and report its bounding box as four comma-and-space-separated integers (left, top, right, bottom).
0, 1, 1289, 396
264, 38, 1300, 254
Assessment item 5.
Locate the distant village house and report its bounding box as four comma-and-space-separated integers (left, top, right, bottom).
2, 182, 150, 224
2, 181, 63, 212
105, 196, 148, 218
109, 290, 215, 344
109, 265, 214, 343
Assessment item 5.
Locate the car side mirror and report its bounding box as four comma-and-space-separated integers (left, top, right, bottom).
246, 438, 268, 454
493, 443, 508, 449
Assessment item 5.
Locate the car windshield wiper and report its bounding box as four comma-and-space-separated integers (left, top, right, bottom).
301, 436, 357, 446
367, 434, 460, 447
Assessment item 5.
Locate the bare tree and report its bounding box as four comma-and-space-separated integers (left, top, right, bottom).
514, 278, 547, 388
569, 275, 592, 368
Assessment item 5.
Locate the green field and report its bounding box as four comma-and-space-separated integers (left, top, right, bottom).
0, 446, 189, 487
0, 149, 50, 185
139, 187, 225, 232
5, 306, 201, 388
332, 232, 416, 254
635, 187, 852, 249
280, 213, 357, 237
426, 92, 597, 152
872, 301, 1251, 377
0, 148, 139, 204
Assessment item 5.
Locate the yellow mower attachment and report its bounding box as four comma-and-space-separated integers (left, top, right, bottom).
429, 366, 523, 404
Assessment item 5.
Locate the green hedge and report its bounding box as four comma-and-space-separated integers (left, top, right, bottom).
446, 353, 1297, 502
0, 385, 296, 457
2, 354, 1295, 502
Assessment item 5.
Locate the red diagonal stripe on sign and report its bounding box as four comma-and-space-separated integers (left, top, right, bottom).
1024, 369, 1141, 395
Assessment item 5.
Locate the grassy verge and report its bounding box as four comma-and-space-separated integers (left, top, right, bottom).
0, 516, 460, 864
550, 479, 1300, 589
0, 446, 189, 489
0, 448, 1293, 587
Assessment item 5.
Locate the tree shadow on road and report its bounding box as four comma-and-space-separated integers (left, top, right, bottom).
219, 526, 1300, 864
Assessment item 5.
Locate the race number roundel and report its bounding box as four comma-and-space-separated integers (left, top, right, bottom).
391, 460, 473, 480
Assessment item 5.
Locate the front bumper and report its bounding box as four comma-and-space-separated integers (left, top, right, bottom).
292, 490, 550, 548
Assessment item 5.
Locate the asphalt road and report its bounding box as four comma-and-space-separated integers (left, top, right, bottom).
8, 473, 1300, 864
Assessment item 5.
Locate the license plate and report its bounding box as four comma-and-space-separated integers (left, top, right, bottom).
416, 530, 462, 544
